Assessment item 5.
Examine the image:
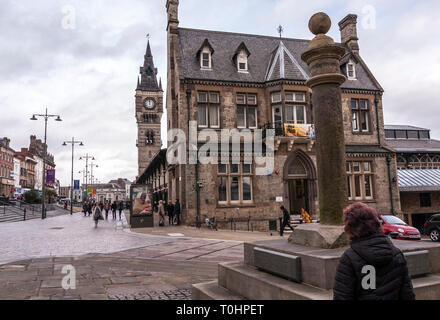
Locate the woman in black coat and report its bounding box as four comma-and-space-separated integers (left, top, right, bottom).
333, 202, 415, 300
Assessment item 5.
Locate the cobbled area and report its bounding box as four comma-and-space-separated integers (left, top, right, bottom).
108, 289, 192, 300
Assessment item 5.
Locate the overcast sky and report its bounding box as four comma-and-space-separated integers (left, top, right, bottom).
1, 0, 439, 187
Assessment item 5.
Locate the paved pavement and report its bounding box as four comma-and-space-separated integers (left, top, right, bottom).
0, 211, 248, 300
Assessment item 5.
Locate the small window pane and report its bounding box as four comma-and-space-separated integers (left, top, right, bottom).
218, 164, 227, 174
352, 112, 359, 131
365, 175, 372, 197
247, 94, 257, 105
355, 176, 361, 198
243, 177, 252, 201
239, 62, 246, 70
346, 162, 351, 173
295, 93, 305, 102
231, 177, 239, 201
351, 100, 358, 110
218, 177, 227, 202
285, 92, 294, 102
361, 112, 368, 131
209, 92, 219, 103
395, 130, 406, 139
285, 106, 294, 123
347, 176, 352, 198
296, 106, 305, 124
419, 131, 429, 139
247, 107, 257, 128
271, 92, 281, 103
236, 94, 246, 104
209, 105, 219, 127
231, 164, 239, 174
202, 53, 210, 67
237, 107, 245, 128
198, 92, 208, 103
363, 162, 371, 172
360, 100, 368, 110
353, 162, 360, 172
242, 164, 251, 174
385, 130, 395, 139
407, 131, 418, 139
198, 105, 207, 126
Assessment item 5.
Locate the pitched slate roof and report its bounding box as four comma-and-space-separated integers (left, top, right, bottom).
398, 169, 440, 192
386, 139, 440, 153
178, 28, 381, 91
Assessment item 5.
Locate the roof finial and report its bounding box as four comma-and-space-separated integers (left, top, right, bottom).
277, 25, 284, 39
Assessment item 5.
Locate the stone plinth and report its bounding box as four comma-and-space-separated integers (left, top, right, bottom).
288, 224, 349, 249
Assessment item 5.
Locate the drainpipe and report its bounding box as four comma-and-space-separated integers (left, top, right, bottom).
374, 94, 381, 146
386, 154, 395, 216
186, 89, 201, 228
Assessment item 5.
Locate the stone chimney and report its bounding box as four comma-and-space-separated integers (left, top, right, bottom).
166, 0, 179, 31
338, 14, 359, 55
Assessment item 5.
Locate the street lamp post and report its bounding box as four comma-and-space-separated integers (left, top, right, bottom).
63, 138, 84, 215
30, 108, 62, 219
79, 154, 94, 202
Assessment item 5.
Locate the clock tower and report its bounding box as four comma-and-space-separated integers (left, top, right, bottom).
135, 40, 163, 176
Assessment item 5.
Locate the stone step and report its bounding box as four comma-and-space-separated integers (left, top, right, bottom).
192, 280, 245, 300
413, 274, 440, 300
218, 262, 332, 300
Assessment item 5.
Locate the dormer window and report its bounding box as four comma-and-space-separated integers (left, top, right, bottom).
197, 39, 215, 70
237, 51, 248, 72
347, 60, 356, 79
233, 42, 251, 73
201, 48, 211, 69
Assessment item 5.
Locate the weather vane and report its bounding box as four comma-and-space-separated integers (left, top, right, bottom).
146, 33, 150, 41
277, 25, 284, 38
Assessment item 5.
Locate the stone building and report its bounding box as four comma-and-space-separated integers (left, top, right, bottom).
0, 137, 15, 196
28, 135, 56, 193
386, 125, 440, 231
14, 148, 37, 191
159, 1, 401, 231
135, 41, 164, 177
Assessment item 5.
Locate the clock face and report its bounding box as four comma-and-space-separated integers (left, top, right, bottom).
144, 99, 155, 109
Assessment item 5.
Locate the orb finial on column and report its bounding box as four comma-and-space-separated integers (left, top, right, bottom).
308, 12, 331, 35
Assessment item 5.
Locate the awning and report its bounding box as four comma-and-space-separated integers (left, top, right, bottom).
398, 169, 440, 192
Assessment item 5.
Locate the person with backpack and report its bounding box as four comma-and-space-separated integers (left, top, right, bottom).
92, 203, 103, 228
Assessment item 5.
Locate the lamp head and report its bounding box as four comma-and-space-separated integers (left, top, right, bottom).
55, 116, 62, 122
79, 142, 84, 146
62, 142, 67, 146
30, 115, 37, 121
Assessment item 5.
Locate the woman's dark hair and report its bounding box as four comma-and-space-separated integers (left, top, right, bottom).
343, 202, 383, 240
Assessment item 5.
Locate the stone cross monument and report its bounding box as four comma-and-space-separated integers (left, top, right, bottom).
288, 13, 349, 248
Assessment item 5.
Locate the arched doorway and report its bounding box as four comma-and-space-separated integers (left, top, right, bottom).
283, 150, 317, 216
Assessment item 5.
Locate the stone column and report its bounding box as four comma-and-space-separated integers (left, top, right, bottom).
288, 13, 348, 248
302, 12, 348, 225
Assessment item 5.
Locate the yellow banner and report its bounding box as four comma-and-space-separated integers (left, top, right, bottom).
283, 124, 315, 137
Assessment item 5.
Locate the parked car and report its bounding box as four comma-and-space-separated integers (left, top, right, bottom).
424, 214, 440, 242
379, 215, 421, 240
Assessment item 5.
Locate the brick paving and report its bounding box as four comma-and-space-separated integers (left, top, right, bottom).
0, 211, 247, 300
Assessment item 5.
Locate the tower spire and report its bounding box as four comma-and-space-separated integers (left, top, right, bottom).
138, 39, 160, 91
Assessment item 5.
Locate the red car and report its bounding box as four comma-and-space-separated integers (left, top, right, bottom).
379, 215, 421, 240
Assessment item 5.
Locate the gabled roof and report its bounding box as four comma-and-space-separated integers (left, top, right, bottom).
265, 41, 309, 81
178, 28, 382, 90
233, 42, 251, 60
196, 39, 215, 57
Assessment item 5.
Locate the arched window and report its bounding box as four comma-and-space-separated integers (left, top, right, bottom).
409, 155, 422, 169
420, 155, 432, 169
397, 155, 407, 169
432, 155, 440, 169
288, 158, 307, 177
145, 131, 154, 145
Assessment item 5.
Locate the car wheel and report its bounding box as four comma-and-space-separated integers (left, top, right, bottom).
430, 229, 440, 242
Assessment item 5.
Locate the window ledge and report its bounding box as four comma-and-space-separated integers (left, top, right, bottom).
217, 204, 256, 209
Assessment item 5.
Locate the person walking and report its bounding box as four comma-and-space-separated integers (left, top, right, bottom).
99, 201, 104, 212
82, 201, 88, 217
87, 201, 93, 217
104, 201, 110, 220
111, 201, 117, 220
279, 205, 294, 236
167, 201, 175, 226
158, 200, 165, 227
333, 202, 415, 300
92, 203, 103, 228
174, 199, 181, 226
118, 200, 124, 221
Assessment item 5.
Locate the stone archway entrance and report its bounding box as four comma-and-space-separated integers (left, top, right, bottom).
283, 150, 317, 216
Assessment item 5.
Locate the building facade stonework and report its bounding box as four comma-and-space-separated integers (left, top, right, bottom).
137, 1, 401, 231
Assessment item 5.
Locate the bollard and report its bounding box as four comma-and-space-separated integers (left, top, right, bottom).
24, 208, 26, 221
